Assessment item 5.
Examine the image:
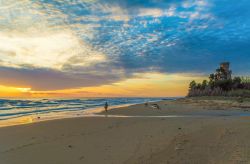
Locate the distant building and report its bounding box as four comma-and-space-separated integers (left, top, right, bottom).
215, 62, 232, 80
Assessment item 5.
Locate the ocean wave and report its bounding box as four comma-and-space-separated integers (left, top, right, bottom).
0, 97, 171, 121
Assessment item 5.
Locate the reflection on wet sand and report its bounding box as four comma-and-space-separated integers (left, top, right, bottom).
0, 116, 34, 127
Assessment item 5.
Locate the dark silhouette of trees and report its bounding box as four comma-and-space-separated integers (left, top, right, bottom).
188, 63, 250, 97
189, 80, 197, 89
201, 80, 208, 90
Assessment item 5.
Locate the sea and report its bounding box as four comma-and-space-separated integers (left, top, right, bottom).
0, 97, 177, 124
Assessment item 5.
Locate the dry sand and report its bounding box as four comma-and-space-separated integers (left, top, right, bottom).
1, 97, 250, 164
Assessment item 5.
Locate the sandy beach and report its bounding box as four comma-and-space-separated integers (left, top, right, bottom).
1, 98, 250, 164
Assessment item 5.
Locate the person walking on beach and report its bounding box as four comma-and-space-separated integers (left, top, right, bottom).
104, 101, 108, 112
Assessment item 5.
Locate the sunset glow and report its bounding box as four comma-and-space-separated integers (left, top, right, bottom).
0, 73, 205, 98
0, 0, 249, 97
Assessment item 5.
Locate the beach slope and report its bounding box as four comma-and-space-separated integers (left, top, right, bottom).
0, 98, 250, 164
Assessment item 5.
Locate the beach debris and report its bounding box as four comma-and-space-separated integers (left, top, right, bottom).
151, 104, 161, 110
178, 127, 182, 130
68, 145, 73, 148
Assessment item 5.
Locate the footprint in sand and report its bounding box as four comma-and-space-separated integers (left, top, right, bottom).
173, 134, 189, 151
79, 155, 85, 160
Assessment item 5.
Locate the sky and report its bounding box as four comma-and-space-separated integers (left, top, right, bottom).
0, 0, 249, 98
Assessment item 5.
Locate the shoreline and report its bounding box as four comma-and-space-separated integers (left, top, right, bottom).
0, 103, 137, 128
1, 96, 250, 128
0, 98, 167, 128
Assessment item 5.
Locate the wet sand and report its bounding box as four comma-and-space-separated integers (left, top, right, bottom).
0, 97, 250, 164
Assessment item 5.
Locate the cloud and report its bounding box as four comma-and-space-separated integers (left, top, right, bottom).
0, 0, 250, 91
138, 8, 164, 17
0, 31, 107, 70
0, 66, 126, 90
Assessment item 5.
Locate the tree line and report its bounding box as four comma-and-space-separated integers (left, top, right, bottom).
188, 76, 250, 97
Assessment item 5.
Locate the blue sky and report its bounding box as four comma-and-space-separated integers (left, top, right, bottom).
0, 0, 249, 92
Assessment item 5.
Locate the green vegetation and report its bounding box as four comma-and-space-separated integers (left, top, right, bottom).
188, 63, 250, 97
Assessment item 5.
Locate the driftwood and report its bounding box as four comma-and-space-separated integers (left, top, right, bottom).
151, 104, 161, 110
